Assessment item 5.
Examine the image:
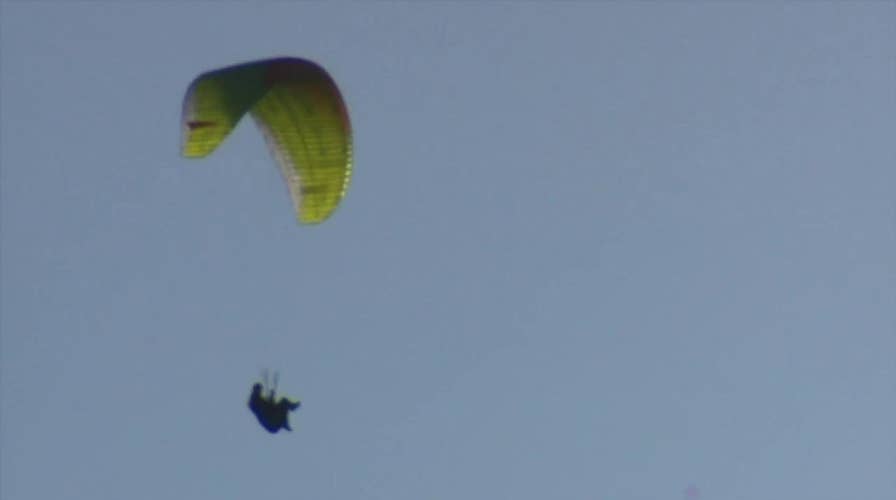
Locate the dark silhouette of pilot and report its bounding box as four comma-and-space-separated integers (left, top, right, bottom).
248, 383, 301, 433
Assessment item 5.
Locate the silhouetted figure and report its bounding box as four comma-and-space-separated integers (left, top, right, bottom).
248, 382, 301, 433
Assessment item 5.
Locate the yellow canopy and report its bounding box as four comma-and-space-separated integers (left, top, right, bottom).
182, 57, 352, 224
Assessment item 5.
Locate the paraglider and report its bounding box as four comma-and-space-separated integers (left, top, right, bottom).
181, 57, 353, 224
248, 371, 301, 433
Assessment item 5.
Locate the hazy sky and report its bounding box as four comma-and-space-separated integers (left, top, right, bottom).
2, 3, 894, 500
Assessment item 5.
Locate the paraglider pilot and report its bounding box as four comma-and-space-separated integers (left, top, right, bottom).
248, 374, 301, 433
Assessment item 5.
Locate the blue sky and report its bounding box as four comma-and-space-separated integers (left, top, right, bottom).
2, 3, 894, 499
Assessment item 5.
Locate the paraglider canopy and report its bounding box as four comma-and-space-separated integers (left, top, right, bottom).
181, 57, 353, 224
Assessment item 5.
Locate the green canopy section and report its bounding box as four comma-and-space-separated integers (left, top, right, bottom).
182, 58, 352, 224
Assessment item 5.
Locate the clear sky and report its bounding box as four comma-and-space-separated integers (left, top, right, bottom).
1, 3, 894, 500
